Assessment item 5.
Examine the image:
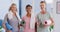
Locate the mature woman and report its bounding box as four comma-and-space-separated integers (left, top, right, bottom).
2, 3, 21, 32
36, 1, 54, 32
22, 5, 35, 32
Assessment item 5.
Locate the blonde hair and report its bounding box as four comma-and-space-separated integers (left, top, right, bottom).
9, 3, 17, 11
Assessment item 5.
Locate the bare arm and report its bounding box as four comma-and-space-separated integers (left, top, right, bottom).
50, 18, 54, 26
2, 14, 8, 31
35, 16, 40, 26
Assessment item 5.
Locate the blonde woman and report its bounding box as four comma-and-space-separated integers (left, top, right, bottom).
2, 3, 21, 32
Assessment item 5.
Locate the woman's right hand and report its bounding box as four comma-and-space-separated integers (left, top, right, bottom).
2, 23, 7, 32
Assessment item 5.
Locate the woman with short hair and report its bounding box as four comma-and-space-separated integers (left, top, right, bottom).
36, 1, 54, 32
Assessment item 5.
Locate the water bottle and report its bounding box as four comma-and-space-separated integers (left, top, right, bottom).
0, 26, 3, 32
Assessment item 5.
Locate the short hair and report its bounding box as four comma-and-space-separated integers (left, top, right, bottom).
26, 4, 32, 9
40, 1, 46, 4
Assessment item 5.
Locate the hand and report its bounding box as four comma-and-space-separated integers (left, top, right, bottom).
37, 22, 40, 26
6, 30, 12, 32
50, 22, 54, 26
2, 23, 7, 31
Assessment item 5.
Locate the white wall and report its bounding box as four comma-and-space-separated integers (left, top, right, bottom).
21, 0, 33, 17
0, 0, 19, 20
21, 0, 54, 29
0, 0, 60, 32
53, 0, 60, 32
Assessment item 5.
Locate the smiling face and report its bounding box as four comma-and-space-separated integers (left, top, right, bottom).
40, 3, 46, 10
40, 1, 46, 12
26, 5, 32, 14
9, 3, 17, 13
11, 5, 17, 11
26, 7, 32, 14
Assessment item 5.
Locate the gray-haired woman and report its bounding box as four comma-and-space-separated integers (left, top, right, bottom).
36, 1, 54, 32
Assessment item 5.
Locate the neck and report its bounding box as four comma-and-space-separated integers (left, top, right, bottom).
26, 13, 31, 18
11, 11, 16, 16
41, 9, 46, 14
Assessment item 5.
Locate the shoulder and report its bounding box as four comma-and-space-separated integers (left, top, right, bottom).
6, 12, 13, 19
46, 12, 52, 17
36, 12, 41, 17
4, 13, 8, 17
36, 13, 40, 16
46, 12, 50, 15
35, 13, 41, 20
22, 15, 26, 20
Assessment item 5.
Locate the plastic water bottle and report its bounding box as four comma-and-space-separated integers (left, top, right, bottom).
0, 26, 5, 32
0, 26, 3, 32
20, 26, 24, 32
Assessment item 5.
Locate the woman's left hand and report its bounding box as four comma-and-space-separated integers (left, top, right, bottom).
50, 22, 54, 26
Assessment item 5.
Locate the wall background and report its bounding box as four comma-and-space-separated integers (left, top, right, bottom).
53, 0, 60, 32
21, 0, 53, 17
21, 0, 33, 17
0, 0, 60, 32
0, 0, 19, 20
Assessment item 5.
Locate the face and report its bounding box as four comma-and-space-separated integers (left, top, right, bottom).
26, 7, 32, 14
40, 3, 46, 10
11, 5, 17, 13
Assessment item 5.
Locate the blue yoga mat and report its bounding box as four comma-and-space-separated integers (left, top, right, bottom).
5, 22, 12, 30
0, 20, 2, 26
0, 20, 13, 30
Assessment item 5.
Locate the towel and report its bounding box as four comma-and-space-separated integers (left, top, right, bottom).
8, 11, 22, 24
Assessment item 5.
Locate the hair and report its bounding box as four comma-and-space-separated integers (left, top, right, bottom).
9, 3, 17, 11
40, 1, 46, 4
26, 4, 32, 9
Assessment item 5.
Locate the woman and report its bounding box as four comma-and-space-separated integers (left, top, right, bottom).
36, 1, 54, 32
2, 3, 21, 32
22, 5, 35, 32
